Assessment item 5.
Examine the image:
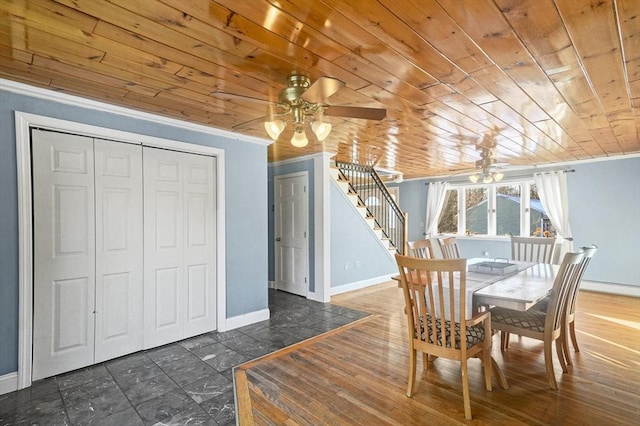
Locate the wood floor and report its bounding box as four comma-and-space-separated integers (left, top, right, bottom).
234, 282, 640, 425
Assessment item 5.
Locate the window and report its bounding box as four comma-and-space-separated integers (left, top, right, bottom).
496, 184, 521, 236
437, 180, 550, 237
465, 187, 487, 234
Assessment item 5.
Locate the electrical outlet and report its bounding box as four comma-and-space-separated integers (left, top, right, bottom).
483, 251, 489, 257
344, 262, 349, 270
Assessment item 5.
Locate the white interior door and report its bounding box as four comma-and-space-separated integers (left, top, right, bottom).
32, 130, 96, 380
94, 139, 143, 362
143, 147, 216, 348
274, 173, 308, 296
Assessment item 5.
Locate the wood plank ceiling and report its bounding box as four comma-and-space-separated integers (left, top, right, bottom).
1, 0, 638, 179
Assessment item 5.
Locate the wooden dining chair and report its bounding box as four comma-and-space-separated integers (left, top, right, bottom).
490, 251, 585, 390
438, 236, 461, 259
407, 239, 434, 259
502, 235, 558, 350
395, 254, 492, 420
532, 245, 598, 365
510, 235, 556, 263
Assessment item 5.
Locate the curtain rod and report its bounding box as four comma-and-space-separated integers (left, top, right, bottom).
424, 168, 576, 185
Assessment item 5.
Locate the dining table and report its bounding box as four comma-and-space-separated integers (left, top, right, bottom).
393, 258, 558, 314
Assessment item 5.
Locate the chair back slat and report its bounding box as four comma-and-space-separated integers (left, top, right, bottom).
511, 236, 556, 263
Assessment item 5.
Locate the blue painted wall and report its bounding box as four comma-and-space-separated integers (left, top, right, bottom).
399, 156, 640, 287
397, 180, 429, 241
330, 183, 396, 286
0, 90, 269, 376
568, 158, 640, 285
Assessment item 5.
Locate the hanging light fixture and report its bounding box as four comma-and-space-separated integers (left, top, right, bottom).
469, 146, 504, 183
264, 119, 285, 139
290, 125, 308, 147
264, 105, 332, 147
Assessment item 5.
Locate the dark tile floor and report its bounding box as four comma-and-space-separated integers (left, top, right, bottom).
0, 289, 369, 425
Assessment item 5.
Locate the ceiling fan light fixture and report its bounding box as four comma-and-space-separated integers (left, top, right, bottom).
291, 126, 309, 147
493, 171, 504, 182
483, 174, 494, 184
264, 119, 285, 140
259, 74, 386, 147
311, 120, 332, 141
469, 174, 480, 183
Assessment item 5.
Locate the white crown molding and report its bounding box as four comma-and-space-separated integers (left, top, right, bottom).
269, 151, 334, 167
0, 78, 273, 147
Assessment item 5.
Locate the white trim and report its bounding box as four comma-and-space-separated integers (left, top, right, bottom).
311, 153, 333, 303
0, 373, 18, 396
2, 78, 271, 147
269, 151, 333, 167
15, 113, 33, 390
580, 281, 640, 298
223, 308, 271, 331
15, 112, 228, 388
330, 274, 396, 296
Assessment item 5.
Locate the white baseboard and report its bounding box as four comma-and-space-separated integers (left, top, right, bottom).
0, 372, 18, 395
580, 280, 640, 297
220, 308, 270, 331
307, 290, 330, 303
330, 274, 395, 296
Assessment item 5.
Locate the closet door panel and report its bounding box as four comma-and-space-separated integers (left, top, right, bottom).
183, 155, 216, 338
32, 130, 96, 380
143, 148, 185, 348
94, 139, 143, 362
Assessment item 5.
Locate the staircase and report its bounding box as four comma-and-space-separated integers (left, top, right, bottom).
330, 161, 407, 256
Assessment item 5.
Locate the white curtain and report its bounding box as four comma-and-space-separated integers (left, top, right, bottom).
534, 171, 574, 262
424, 181, 449, 237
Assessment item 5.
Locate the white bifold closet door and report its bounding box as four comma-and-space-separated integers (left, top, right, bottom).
32, 130, 143, 379
32, 131, 216, 380
143, 147, 216, 349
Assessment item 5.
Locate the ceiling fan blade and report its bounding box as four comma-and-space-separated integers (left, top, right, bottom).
232, 115, 271, 129
211, 91, 273, 105
233, 105, 289, 129
324, 106, 387, 120
301, 76, 345, 103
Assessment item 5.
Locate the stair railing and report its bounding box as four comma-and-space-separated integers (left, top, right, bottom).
335, 161, 407, 254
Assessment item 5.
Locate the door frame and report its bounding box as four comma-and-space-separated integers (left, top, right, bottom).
15, 112, 226, 389
274, 171, 309, 297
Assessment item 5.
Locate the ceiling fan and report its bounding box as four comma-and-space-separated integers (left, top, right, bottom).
231, 74, 387, 147
468, 130, 507, 183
